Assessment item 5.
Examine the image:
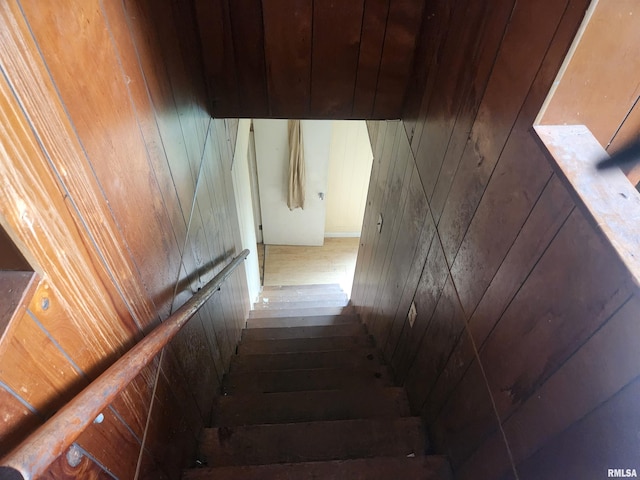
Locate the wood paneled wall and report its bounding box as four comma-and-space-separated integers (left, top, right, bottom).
353, 1, 640, 478
0, 1, 248, 478
193, 0, 426, 119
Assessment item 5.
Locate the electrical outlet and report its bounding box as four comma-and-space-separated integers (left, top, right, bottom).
408, 301, 417, 328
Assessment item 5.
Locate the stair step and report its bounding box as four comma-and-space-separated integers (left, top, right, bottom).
246, 314, 359, 329
229, 349, 382, 373
237, 335, 372, 354
223, 366, 393, 394
212, 388, 409, 426
248, 305, 355, 319
260, 283, 344, 297
256, 291, 348, 305
182, 455, 452, 480
241, 324, 365, 342
199, 417, 426, 466
253, 298, 348, 311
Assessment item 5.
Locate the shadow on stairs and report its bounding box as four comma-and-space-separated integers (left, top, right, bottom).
182, 284, 452, 479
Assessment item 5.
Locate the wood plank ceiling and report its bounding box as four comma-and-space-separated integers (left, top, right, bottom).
193, 0, 427, 119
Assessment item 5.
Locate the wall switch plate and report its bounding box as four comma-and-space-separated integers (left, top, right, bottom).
408, 301, 417, 328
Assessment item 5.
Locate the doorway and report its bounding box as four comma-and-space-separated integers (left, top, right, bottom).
232, 119, 373, 304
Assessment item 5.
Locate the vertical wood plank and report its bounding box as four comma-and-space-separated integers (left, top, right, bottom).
372, 0, 425, 117
0, 386, 40, 458
352, 0, 390, 117
479, 210, 634, 420
194, 0, 240, 115
228, 0, 269, 116
310, 0, 365, 117
262, 0, 313, 117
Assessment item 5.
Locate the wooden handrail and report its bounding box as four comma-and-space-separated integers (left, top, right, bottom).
0, 249, 249, 480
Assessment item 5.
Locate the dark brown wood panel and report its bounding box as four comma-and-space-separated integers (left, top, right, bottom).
479, 209, 634, 419
352, 0, 390, 117
373, 0, 425, 118
228, 0, 269, 116
403, 276, 465, 414
194, 0, 424, 118
262, 0, 313, 117
514, 375, 640, 480
194, 0, 239, 115
466, 174, 574, 347
418, 0, 516, 207
75, 407, 141, 480
311, 0, 365, 117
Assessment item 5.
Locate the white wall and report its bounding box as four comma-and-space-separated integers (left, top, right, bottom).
324, 120, 373, 237
253, 119, 332, 246
231, 119, 261, 305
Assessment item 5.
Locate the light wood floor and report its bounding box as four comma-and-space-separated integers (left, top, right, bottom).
262, 237, 360, 296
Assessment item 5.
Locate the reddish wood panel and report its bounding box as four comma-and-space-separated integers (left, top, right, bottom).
20, 0, 182, 322
0, 386, 41, 458
75, 407, 142, 480
42, 446, 113, 480
262, 0, 313, 117
311, 0, 365, 117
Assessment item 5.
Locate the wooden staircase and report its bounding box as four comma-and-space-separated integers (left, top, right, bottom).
182, 284, 451, 479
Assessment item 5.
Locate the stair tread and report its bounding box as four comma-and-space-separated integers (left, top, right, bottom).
253, 298, 349, 311
248, 305, 355, 319
223, 366, 393, 394
256, 291, 349, 304
199, 417, 426, 466
246, 314, 358, 329
242, 323, 365, 341
230, 349, 381, 373
237, 335, 372, 354
182, 455, 452, 480
212, 387, 410, 426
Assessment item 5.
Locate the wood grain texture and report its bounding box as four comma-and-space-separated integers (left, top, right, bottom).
0, 0, 246, 476
42, 446, 113, 480
262, 0, 313, 117
351, 1, 635, 478
0, 386, 41, 458
311, 0, 364, 117
352, 0, 390, 117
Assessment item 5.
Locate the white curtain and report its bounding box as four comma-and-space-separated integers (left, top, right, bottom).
287, 120, 305, 210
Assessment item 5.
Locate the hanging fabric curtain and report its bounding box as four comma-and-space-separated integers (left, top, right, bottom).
287, 120, 306, 210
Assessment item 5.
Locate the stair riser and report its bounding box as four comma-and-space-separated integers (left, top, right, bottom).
253, 298, 348, 311
212, 388, 410, 426
223, 367, 392, 394
246, 314, 359, 329
257, 292, 348, 304
242, 324, 365, 341
182, 456, 452, 480
200, 418, 426, 466
237, 335, 372, 355
248, 306, 355, 319
230, 349, 381, 373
